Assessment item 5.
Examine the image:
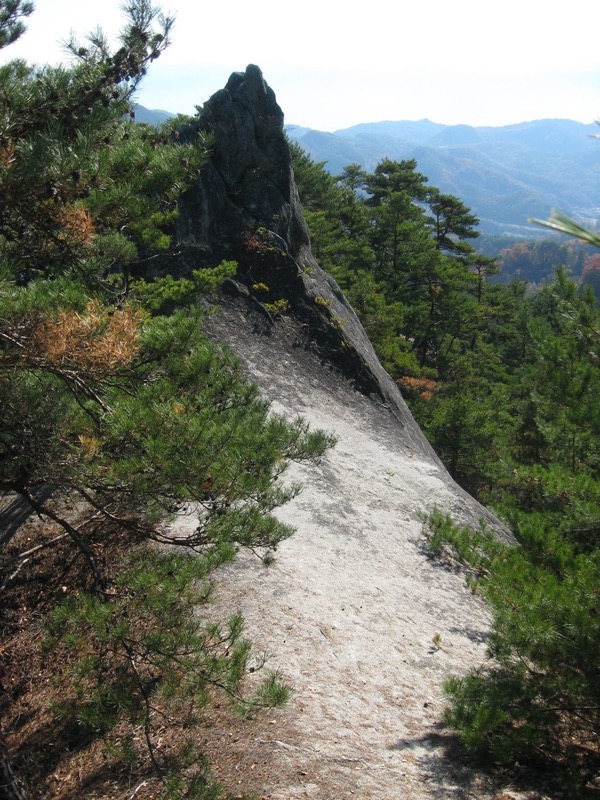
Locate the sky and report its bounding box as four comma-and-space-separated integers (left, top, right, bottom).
3, 0, 600, 132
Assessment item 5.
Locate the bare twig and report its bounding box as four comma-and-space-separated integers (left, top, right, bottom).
14, 487, 105, 592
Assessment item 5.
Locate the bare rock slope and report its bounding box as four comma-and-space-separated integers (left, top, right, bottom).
176, 66, 513, 798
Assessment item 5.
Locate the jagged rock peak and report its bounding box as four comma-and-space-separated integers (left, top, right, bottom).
178, 65, 444, 447
220, 64, 284, 131
178, 64, 310, 260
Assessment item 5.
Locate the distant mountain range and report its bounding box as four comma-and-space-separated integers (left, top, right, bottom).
133, 105, 175, 125
134, 105, 600, 238
286, 119, 600, 237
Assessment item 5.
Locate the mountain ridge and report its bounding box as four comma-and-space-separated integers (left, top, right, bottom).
166, 64, 514, 799
134, 102, 600, 236
286, 117, 600, 236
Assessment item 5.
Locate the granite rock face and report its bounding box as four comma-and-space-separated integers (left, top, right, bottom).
177, 65, 510, 537
178, 67, 423, 429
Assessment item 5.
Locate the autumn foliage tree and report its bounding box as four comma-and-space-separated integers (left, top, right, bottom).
580, 252, 600, 294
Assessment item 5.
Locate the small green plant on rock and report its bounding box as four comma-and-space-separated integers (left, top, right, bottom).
242, 225, 276, 254
264, 298, 290, 315
331, 314, 347, 330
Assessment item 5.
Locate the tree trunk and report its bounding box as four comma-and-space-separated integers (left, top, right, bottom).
0, 738, 27, 800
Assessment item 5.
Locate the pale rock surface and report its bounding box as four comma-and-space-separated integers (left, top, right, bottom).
169, 65, 517, 798
191, 302, 505, 799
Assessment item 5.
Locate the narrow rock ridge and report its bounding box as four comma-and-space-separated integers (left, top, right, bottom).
166, 66, 516, 799
176, 64, 510, 537
176, 67, 423, 425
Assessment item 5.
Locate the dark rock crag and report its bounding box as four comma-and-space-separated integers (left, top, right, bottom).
178, 64, 308, 263
177, 65, 430, 442
176, 64, 509, 537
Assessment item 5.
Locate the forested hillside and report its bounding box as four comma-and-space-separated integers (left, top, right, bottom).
287, 118, 600, 237
290, 142, 600, 795
494, 236, 595, 287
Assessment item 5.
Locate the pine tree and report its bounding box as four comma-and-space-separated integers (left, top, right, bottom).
0, 0, 32, 49
425, 268, 600, 793
0, 4, 333, 797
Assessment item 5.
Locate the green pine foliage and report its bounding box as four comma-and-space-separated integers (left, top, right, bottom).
0, 4, 334, 796
44, 547, 293, 793
129, 260, 238, 314
0, 0, 32, 49
425, 509, 600, 793
0, 299, 331, 550
290, 143, 499, 386
422, 272, 600, 792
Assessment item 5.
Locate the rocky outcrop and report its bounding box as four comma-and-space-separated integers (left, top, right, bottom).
176, 64, 510, 538
178, 64, 309, 261
168, 66, 515, 799
177, 69, 425, 438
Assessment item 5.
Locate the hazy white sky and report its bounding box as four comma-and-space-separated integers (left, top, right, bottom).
3, 0, 600, 131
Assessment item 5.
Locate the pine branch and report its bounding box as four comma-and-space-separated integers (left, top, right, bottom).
529, 209, 600, 249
